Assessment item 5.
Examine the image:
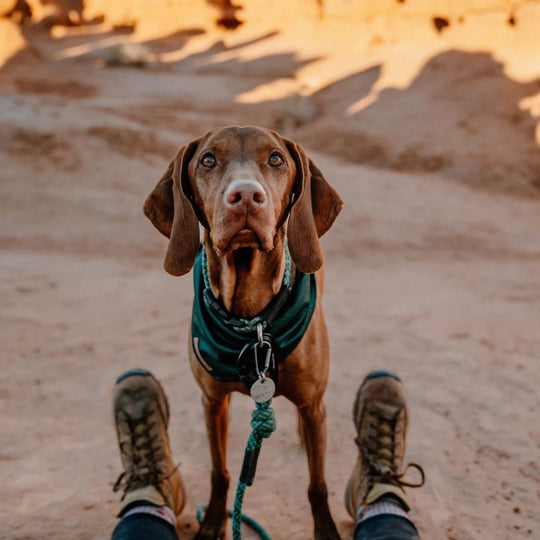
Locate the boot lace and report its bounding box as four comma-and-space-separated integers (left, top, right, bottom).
112, 404, 175, 497
356, 407, 425, 491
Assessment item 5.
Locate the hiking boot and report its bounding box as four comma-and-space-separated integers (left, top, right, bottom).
345, 370, 424, 517
112, 368, 186, 517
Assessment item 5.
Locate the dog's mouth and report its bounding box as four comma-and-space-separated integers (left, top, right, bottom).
212, 208, 277, 257
231, 228, 259, 244
214, 227, 265, 256
228, 227, 263, 249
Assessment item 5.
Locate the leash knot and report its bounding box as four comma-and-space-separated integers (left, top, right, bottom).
250, 401, 277, 442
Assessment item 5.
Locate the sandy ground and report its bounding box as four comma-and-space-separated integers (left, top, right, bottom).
1, 2, 540, 539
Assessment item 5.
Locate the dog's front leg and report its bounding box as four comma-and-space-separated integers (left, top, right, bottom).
299, 400, 341, 540
195, 392, 231, 540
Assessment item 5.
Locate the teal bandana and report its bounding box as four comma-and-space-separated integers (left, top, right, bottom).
191, 247, 317, 382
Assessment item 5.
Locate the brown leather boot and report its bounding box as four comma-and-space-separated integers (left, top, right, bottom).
112, 369, 186, 517
345, 371, 424, 517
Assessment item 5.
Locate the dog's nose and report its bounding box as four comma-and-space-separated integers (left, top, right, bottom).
224, 179, 267, 213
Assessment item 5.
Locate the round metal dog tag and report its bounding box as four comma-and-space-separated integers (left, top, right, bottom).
250, 377, 275, 403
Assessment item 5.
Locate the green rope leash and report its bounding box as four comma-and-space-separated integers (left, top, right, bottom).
198, 245, 284, 538
233, 400, 276, 539
196, 400, 277, 540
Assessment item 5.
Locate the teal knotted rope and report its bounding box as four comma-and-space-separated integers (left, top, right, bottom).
232, 400, 276, 539
196, 399, 276, 540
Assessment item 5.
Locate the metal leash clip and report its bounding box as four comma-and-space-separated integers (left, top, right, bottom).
237, 323, 276, 403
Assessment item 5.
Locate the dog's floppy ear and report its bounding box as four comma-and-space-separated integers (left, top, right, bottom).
284, 139, 343, 274
143, 160, 176, 238
143, 140, 201, 276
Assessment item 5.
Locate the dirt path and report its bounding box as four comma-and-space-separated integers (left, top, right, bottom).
1, 4, 540, 539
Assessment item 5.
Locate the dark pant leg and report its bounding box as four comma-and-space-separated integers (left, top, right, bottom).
111, 514, 178, 540
354, 514, 420, 540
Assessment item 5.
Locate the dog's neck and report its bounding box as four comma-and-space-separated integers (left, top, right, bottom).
204, 230, 287, 319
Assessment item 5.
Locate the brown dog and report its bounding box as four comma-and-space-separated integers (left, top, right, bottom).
144, 126, 343, 539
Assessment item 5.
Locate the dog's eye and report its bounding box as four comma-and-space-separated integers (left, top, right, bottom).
268, 153, 284, 168
201, 153, 217, 169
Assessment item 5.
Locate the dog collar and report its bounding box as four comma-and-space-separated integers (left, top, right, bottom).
191, 247, 317, 382
200, 245, 293, 335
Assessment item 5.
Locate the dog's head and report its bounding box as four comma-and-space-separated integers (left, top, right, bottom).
144, 126, 343, 276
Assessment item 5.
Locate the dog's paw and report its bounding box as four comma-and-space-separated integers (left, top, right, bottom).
193, 520, 227, 540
